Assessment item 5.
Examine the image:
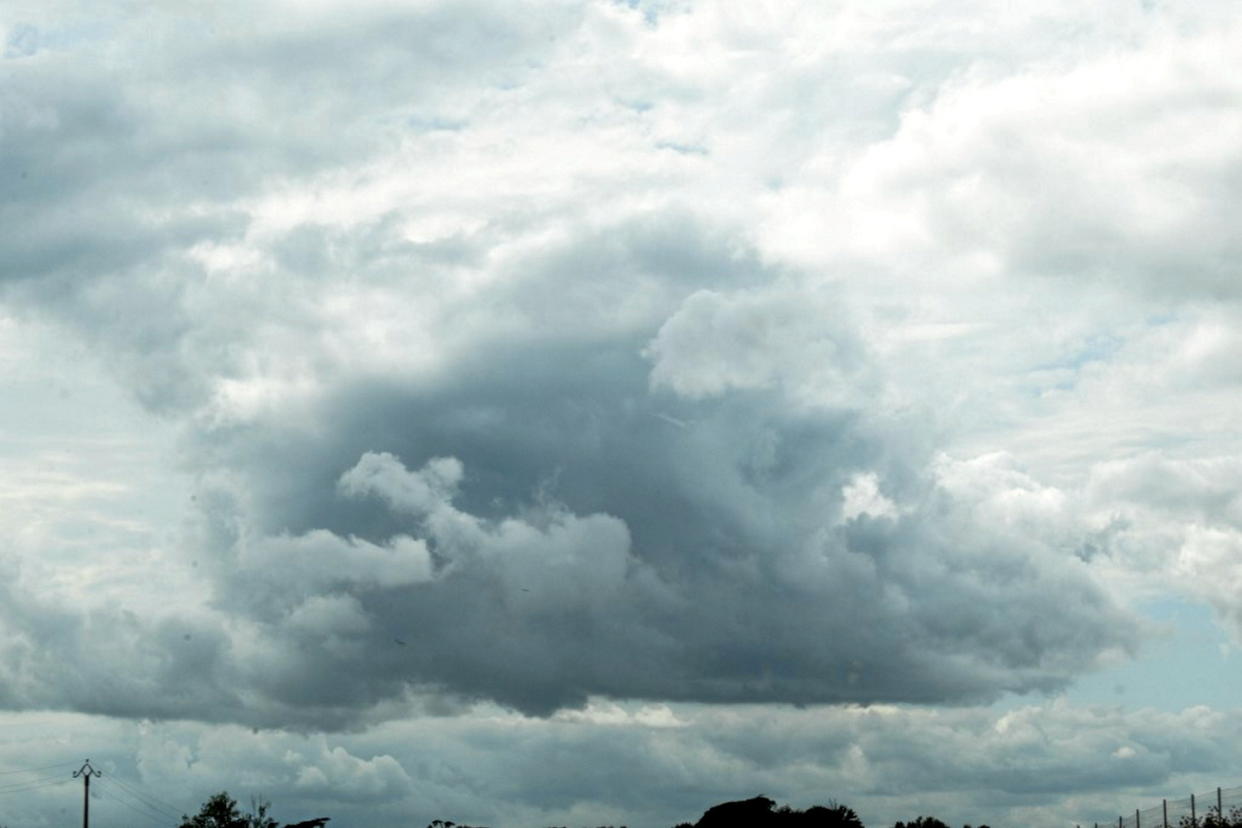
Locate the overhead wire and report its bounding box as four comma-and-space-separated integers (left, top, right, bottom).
0, 769, 75, 789
106, 773, 185, 820
0, 761, 78, 776
97, 783, 171, 826
0, 761, 187, 821
0, 763, 78, 804
0, 776, 72, 796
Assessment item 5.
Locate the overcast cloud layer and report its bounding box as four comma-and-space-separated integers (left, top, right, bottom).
3, 1, 1242, 825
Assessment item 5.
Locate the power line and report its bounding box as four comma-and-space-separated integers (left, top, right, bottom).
0, 777, 71, 796
0, 761, 77, 776
98, 784, 170, 826
0, 770, 74, 794
106, 774, 184, 819
0, 770, 69, 787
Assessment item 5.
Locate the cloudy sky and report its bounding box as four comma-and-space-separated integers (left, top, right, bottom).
3, 1, 1242, 826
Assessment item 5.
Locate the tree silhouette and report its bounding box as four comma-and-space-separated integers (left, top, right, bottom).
684, 795, 865, 827
436, 794, 967, 828
799, 803, 865, 827
178, 791, 325, 828
179, 792, 253, 828
1181, 807, 1242, 828
696, 795, 780, 826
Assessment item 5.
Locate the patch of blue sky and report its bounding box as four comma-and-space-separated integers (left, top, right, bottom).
1021, 333, 1127, 396
1056, 596, 1239, 712
4, 16, 122, 58
4, 23, 40, 58
1041, 333, 1126, 375
655, 141, 708, 155
611, 0, 667, 26
619, 98, 654, 113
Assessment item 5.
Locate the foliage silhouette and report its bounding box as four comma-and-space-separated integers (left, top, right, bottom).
1180, 806, 1242, 827
682, 794, 865, 827
178, 791, 328, 828
434, 794, 978, 828
179, 792, 263, 828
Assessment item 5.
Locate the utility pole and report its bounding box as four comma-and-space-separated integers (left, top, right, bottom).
73, 759, 102, 828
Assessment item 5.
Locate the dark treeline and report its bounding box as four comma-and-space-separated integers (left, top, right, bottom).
181, 789, 993, 828
671, 795, 991, 828
178, 792, 330, 828
430, 794, 992, 828
1176, 810, 1242, 828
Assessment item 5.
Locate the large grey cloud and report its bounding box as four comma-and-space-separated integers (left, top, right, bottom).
7, 0, 1241, 734
0, 215, 1144, 726
152, 262, 1139, 722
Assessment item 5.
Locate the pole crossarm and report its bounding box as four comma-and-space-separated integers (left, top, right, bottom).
73, 759, 102, 828
72, 759, 102, 781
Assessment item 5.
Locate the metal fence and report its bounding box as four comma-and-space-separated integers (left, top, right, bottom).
1080, 785, 1242, 828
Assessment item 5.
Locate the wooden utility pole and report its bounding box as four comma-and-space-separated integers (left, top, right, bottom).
73, 759, 102, 828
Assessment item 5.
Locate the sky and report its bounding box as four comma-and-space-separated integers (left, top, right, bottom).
1, 1, 1242, 826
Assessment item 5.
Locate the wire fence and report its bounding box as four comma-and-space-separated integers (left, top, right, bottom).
1082, 784, 1242, 828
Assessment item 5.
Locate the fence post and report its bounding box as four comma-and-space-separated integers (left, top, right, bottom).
1164, 799, 1168, 828
1219, 787, 1223, 819
1137, 808, 1141, 827
1192, 793, 1196, 826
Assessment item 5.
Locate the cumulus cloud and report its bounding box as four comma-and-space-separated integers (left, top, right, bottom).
167, 413, 1138, 722
646, 286, 873, 406
0, 402, 1143, 727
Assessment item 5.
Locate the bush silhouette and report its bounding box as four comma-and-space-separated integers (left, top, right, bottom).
179, 792, 273, 828
685, 795, 865, 827
179, 791, 327, 828
1179, 807, 1242, 828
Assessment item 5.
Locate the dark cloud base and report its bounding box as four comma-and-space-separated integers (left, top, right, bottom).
158, 326, 1139, 724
